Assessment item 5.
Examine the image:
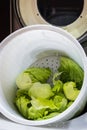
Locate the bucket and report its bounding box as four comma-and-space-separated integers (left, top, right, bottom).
0, 25, 87, 126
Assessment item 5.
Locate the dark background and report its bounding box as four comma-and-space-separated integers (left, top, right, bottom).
0, 0, 10, 42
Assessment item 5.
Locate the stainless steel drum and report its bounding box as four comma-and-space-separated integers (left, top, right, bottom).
14, 0, 87, 42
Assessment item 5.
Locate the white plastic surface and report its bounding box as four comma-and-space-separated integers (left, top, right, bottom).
0, 25, 87, 126
0, 113, 87, 130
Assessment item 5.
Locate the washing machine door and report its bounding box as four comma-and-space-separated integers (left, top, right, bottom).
14, 0, 87, 42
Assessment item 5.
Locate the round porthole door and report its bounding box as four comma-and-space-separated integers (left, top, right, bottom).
14, 0, 87, 41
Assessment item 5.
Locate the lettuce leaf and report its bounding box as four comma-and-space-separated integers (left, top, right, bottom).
58, 56, 84, 89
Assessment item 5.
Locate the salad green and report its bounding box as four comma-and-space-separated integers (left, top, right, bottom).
63, 81, 80, 101
14, 56, 84, 120
29, 82, 54, 99
58, 56, 84, 89
16, 67, 51, 89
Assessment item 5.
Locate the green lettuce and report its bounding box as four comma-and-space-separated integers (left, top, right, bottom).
14, 57, 83, 120
28, 82, 54, 99
25, 67, 51, 83
58, 56, 84, 89
15, 96, 31, 118
63, 81, 80, 101
16, 67, 51, 89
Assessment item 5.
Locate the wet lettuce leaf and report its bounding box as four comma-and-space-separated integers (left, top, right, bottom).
28, 82, 54, 99
58, 56, 84, 89
16, 67, 51, 89
25, 67, 51, 83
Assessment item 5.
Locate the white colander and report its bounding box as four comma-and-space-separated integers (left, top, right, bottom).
0, 25, 87, 126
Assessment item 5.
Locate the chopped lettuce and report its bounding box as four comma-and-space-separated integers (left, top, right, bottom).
16, 67, 51, 89
53, 72, 63, 85
52, 72, 63, 94
28, 82, 54, 99
14, 57, 83, 120
25, 67, 51, 83
27, 106, 46, 120
15, 88, 29, 98
58, 56, 84, 89
53, 94, 68, 112
39, 112, 60, 120
31, 98, 57, 110
28, 98, 59, 120
67, 101, 74, 108
63, 81, 80, 101
52, 80, 63, 94
16, 72, 32, 89
15, 96, 31, 118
